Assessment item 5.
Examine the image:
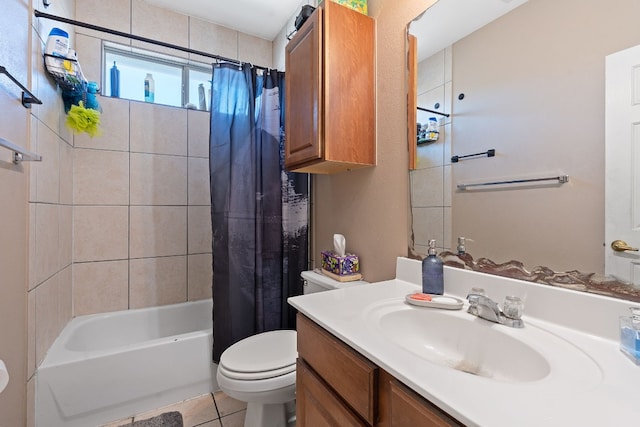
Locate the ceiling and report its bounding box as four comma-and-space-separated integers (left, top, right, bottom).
409, 0, 528, 61
144, 0, 304, 41
142, 0, 528, 53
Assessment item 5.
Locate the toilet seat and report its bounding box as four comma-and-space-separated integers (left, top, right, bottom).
219, 330, 297, 381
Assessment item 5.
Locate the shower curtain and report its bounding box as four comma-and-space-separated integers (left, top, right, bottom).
209, 63, 309, 362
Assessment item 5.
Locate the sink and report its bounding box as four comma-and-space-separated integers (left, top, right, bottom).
364, 299, 600, 384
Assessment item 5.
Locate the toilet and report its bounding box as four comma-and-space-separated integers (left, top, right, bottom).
216, 269, 368, 427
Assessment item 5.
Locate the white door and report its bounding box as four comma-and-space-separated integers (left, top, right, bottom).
605, 44, 640, 284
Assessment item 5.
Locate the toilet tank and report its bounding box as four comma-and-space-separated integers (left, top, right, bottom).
301, 270, 369, 294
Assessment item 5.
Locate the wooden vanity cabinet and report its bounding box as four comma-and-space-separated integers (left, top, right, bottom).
296, 314, 465, 427
284, 1, 375, 174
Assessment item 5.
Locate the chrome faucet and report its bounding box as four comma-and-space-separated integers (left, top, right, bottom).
466, 291, 524, 328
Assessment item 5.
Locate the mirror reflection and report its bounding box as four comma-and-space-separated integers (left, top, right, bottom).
408, 0, 640, 290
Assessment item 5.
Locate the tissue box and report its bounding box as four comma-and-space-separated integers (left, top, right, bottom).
320, 0, 367, 15
321, 251, 360, 276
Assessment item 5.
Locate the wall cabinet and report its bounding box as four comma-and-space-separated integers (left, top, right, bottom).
284, 1, 376, 174
296, 314, 464, 426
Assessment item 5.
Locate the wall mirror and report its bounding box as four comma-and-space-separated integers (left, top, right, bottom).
407, 0, 640, 301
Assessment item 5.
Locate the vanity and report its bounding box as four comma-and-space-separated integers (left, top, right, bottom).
288, 257, 640, 426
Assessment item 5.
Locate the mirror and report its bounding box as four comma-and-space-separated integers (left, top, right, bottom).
407, 0, 640, 300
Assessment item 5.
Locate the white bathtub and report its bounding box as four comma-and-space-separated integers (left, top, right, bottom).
36, 300, 217, 427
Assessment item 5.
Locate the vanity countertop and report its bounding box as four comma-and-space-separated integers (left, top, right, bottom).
288, 257, 640, 427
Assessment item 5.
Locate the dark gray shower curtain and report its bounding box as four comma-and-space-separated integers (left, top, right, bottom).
209, 63, 308, 363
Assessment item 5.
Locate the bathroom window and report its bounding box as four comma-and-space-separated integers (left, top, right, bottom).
102, 42, 211, 110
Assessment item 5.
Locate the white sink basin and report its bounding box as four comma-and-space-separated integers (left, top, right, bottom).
364, 298, 603, 385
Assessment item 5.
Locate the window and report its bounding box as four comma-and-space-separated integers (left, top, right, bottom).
103, 43, 211, 110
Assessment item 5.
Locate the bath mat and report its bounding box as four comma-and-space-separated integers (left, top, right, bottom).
131, 411, 183, 427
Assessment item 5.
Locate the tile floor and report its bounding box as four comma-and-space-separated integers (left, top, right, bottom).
100, 391, 247, 427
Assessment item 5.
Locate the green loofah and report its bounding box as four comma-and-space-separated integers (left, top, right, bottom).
66, 101, 101, 137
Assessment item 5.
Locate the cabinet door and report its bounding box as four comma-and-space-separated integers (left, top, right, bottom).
384, 376, 463, 427
297, 359, 367, 427
285, 6, 323, 169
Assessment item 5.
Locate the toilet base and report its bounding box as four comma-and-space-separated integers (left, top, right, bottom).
244, 399, 295, 427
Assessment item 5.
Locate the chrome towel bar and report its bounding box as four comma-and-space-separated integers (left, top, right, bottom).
0, 137, 42, 164
457, 174, 569, 190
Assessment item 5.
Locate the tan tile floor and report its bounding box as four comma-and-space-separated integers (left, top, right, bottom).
101, 391, 247, 427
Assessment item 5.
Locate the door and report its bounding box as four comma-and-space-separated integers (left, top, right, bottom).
605, 44, 640, 284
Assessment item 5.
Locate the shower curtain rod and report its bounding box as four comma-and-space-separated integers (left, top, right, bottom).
34, 10, 269, 71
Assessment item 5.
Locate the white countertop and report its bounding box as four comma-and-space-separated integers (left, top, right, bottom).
288, 258, 640, 427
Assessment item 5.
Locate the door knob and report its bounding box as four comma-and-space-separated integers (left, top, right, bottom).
611, 240, 639, 252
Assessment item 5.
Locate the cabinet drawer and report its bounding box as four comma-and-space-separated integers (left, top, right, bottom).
297, 314, 377, 424
297, 359, 367, 427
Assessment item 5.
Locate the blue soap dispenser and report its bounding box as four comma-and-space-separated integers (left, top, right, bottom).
422, 239, 444, 295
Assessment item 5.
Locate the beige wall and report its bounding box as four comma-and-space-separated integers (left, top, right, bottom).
312, 0, 435, 282
449, 0, 640, 273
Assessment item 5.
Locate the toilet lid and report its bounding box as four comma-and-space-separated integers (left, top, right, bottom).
219, 330, 297, 376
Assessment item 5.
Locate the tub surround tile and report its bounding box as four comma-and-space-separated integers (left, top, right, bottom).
72, 34, 102, 96
34, 203, 60, 286
417, 50, 445, 95
34, 122, 60, 204
131, 0, 189, 58
73, 260, 129, 316
130, 153, 188, 206
129, 256, 187, 308
75, 94, 131, 152
74, 206, 129, 262
58, 265, 73, 331
188, 157, 211, 205
411, 166, 444, 208
75, 0, 132, 44
130, 206, 187, 258
27, 290, 36, 379
188, 206, 212, 254
29, 203, 37, 290
187, 109, 211, 158
74, 148, 130, 205
58, 205, 73, 270
238, 32, 273, 69
412, 207, 445, 249
130, 102, 188, 156
189, 17, 238, 64
59, 140, 74, 205
188, 254, 212, 301
35, 273, 60, 365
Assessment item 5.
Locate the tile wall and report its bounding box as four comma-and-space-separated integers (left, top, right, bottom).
28, 1, 77, 424
27, 0, 277, 419
411, 47, 453, 254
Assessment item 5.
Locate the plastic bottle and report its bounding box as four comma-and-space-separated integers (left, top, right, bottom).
144, 73, 155, 103
457, 237, 466, 255
426, 117, 439, 141
45, 28, 69, 58
422, 239, 444, 295
110, 62, 120, 98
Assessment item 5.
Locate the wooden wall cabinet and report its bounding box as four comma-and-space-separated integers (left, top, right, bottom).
284, 2, 376, 174
296, 314, 464, 427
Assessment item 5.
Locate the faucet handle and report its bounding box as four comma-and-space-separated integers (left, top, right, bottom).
466, 287, 486, 301
503, 296, 524, 319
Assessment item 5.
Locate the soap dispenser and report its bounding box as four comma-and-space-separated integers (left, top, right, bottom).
422, 239, 444, 295
457, 237, 467, 255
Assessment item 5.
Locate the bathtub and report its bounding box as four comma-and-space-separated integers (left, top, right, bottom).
36, 300, 217, 427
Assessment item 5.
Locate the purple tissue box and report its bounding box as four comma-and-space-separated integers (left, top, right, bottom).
321, 251, 360, 275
